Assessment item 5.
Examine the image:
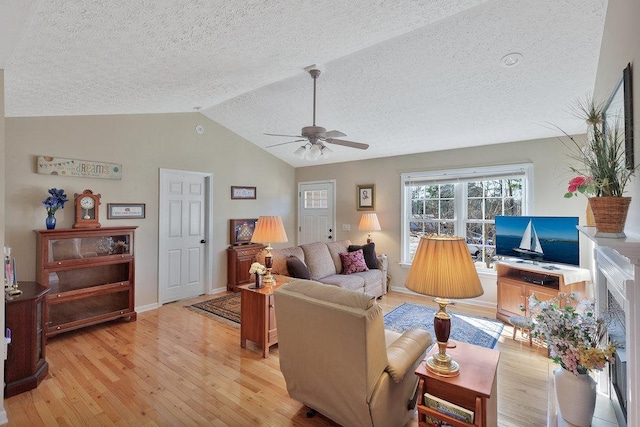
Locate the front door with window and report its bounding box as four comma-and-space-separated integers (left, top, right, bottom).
298, 181, 336, 245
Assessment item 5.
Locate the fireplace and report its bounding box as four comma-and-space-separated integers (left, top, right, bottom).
608, 291, 627, 424
581, 226, 640, 427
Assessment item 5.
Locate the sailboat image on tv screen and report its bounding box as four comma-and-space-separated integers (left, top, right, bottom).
513, 219, 544, 260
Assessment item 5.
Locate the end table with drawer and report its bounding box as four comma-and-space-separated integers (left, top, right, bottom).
238, 280, 287, 358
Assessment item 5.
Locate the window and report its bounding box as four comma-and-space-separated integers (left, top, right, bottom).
303, 189, 328, 209
401, 164, 533, 267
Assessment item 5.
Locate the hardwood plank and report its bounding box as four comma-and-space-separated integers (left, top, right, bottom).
4, 291, 556, 426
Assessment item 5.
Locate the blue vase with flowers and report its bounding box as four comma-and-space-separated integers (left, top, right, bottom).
42, 188, 68, 229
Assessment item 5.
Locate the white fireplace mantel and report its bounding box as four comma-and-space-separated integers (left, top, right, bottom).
579, 226, 640, 427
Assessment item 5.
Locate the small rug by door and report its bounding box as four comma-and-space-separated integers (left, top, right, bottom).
189, 293, 241, 325
384, 303, 504, 349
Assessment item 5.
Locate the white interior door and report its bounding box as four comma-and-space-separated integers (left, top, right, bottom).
159, 169, 213, 304
298, 180, 336, 245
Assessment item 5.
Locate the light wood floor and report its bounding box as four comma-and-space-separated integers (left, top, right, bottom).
5, 291, 556, 426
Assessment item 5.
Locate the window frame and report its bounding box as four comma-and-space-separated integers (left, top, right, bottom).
400, 163, 534, 267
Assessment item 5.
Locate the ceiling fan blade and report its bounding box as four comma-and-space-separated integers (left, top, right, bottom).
326, 138, 369, 150
264, 132, 304, 138
325, 130, 346, 138
266, 139, 307, 148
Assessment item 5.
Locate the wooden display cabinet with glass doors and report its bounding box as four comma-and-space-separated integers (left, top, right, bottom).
36, 226, 137, 337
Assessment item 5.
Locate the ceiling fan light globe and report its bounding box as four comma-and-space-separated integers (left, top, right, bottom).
321, 145, 332, 159
293, 146, 307, 158
309, 144, 321, 160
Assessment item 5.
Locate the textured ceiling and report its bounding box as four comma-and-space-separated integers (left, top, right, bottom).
1, 0, 607, 167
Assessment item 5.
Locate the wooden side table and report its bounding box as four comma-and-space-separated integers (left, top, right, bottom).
415, 341, 500, 427
239, 280, 286, 358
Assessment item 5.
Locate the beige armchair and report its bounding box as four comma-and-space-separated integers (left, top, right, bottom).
274, 280, 433, 427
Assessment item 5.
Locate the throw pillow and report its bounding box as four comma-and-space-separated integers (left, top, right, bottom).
340, 249, 369, 274
286, 256, 311, 280
348, 242, 379, 269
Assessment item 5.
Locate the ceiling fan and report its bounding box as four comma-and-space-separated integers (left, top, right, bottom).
265, 67, 369, 160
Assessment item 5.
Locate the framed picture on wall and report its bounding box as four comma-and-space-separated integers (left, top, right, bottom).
229, 218, 258, 245
357, 184, 375, 211
231, 186, 257, 199
107, 203, 146, 219
604, 62, 634, 170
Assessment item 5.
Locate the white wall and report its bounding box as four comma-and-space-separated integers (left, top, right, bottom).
5, 113, 296, 308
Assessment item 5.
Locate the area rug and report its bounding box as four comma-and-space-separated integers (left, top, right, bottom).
384, 303, 503, 349
189, 293, 241, 325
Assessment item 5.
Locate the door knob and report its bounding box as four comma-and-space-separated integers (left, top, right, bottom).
200, 239, 206, 244
328, 235, 333, 239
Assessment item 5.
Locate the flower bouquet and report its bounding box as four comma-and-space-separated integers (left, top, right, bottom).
249, 262, 266, 288
528, 292, 615, 375
249, 262, 266, 275
42, 188, 68, 215
42, 188, 68, 229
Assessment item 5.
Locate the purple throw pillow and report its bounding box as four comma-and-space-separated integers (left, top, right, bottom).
340, 249, 369, 274
348, 242, 378, 269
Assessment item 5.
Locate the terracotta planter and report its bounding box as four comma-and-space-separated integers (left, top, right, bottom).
588, 197, 631, 238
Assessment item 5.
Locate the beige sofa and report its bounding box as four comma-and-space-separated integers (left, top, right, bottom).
275, 280, 433, 427
256, 239, 388, 298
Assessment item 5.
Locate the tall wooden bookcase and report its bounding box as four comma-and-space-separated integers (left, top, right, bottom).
36, 226, 137, 337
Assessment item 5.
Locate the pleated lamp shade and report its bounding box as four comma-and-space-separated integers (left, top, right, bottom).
358, 213, 381, 232
405, 235, 483, 299
251, 216, 288, 244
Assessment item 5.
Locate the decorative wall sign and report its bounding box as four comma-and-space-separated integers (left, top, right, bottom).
107, 203, 146, 219
231, 186, 257, 199
37, 156, 122, 180
229, 218, 258, 245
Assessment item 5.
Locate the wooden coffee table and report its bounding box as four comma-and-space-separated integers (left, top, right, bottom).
238, 280, 287, 358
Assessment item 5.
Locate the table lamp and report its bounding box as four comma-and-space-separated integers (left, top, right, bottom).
405, 235, 484, 377
358, 212, 381, 243
251, 216, 288, 284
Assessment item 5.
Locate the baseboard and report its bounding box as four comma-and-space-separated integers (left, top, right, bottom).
0, 407, 8, 425
136, 302, 159, 313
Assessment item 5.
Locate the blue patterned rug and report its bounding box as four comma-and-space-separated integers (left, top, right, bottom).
384, 303, 504, 349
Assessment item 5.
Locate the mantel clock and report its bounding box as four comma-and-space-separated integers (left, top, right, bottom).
73, 189, 101, 228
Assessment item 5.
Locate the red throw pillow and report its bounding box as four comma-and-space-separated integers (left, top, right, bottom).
340, 249, 369, 274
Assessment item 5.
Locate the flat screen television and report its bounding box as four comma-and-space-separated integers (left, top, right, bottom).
494, 216, 580, 267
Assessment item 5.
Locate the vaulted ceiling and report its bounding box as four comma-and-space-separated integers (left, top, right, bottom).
1, 0, 607, 166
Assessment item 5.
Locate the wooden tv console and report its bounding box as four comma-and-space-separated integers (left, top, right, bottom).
496, 261, 590, 323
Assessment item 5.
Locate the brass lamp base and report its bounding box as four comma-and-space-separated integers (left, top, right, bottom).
427, 297, 460, 377
263, 270, 275, 284
426, 352, 460, 377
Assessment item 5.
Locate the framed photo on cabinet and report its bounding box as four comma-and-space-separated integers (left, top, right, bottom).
229, 218, 258, 245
